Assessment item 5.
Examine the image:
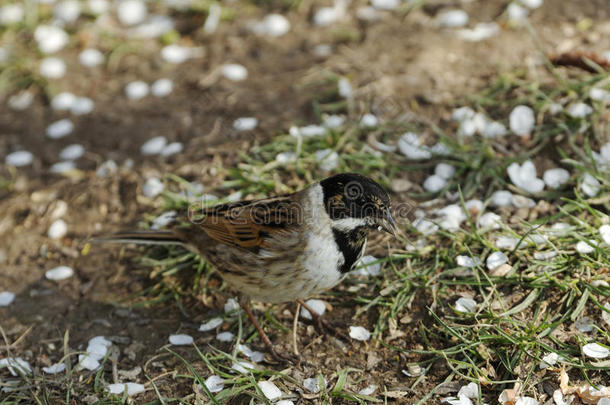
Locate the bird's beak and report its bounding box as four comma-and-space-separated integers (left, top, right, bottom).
378, 210, 398, 237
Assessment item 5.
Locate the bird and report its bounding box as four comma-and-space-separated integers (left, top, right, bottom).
96, 172, 397, 361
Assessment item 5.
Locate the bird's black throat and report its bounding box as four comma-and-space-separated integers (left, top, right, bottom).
332, 226, 368, 273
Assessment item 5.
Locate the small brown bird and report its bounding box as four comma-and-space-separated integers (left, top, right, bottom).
97, 173, 396, 360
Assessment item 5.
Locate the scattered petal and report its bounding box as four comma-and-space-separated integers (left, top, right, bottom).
125, 81, 149, 100
349, 326, 371, 341
47, 119, 74, 139
34, 25, 69, 53
160, 142, 183, 157
216, 332, 234, 342
423, 175, 447, 192
233, 117, 258, 131
543, 168, 570, 189
507, 160, 545, 193
143, 177, 164, 198
600, 225, 610, 245
487, 252, 508, 270
456, 255, 481, 268
315, 149, 339, 171
576, 240, 597, 254
514, 397, 538, 405
581, 173, 600, 197
353, 255, 382, 276
52, 92, 76, 110
151, 78, 173, 97
0, 291, 15, 306
567, 102, 593, 118
490, 190, 513, 207
509, 105, 535, 136
106, 383, 145, 396
359, 384, 377, 395
575, 317, 595, 333
455, 297, 477, 313
40, 57, 66, 79
45, 265, 74, 280
457, 22, 499, 41
204, 375, 224, 393
438, 9, 469, 28
224, 297, 240, 313
79, 48, 104, 67
199, 317, 223, 332
48, 219, 68, 239
169, 334, 193, 345
0, 358, 32, 376
458, 382, 479, 399
478, 212, 502, 230
231, 361, 255, 374
6, 151, 33, 167
141, 136, 167, 155
300, 299, 326, 320
582, 342, 610, 359
303, 377, 327, 393
398, 132, 431, 160
338, 77, 353, 98
43, 362, 66, 374
221, 64, 248, 81
360, 113, 378, 128
258, 380, 282, 401
117, 0, 147, 25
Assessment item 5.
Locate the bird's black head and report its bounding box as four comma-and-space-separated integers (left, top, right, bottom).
320, 173, 396, 235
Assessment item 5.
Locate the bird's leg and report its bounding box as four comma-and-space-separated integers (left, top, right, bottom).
296, 299, 348, 340
238, 297, 298, 364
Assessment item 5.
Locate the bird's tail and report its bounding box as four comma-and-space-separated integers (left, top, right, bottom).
91, 230, 185, 246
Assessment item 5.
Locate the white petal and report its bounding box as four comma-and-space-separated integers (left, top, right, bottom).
458, 382, 479, 399
48, 219, 68, 239
160, 142, 183, 157
303, 377, 327, 393
455, 297, 477, 313
490, 190, 513, 207
600, 225, 610, 245
258, 380, 282, 400
581, 173, 600, 197
360, 113, 378, 128
352, 255, 381, 276
5, 151, 33, 167
486, 252, 508, 270
107, 382, 145, 395
478, 212, 502, 230
567, 102, 593, 118
125, 81, 149, 100
358, 384, 377, 395
79, 354, 100, 370
169, 334, 193, 345
233, 117, 258, 131
576, 240, 597, 254
540, 352, 558, 369
349, 326, 371, 341
45, 266, 74, 280
140, 136, 167, 155
514, 397, 538, 405
224, 297, 240, 313
300, 299, 326, 320
215, 332, 233, 342
231, 361, 255, 374
117, 0, 147, 25
143, 178, 164, 198
59, 144, 85, 160
438, 9, 469, 28
43, 362, 66, 374
509, 105, 535, 136
456, 255, 481, 268
423, 175, 446, 192
199, 317, 223, 332
79, 48, 104, 67
47, 119, 74, 139
204, 375, 224, 393
221, 64, 248, 81
435, 163, 456, 179
582, 342, 610, 358
151, 78, 173, 97
543, 168, 570, 189
0, 291, 15, 306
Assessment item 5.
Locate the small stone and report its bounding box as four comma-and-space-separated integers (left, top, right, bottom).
489, 263, 512, 277
45, 265, 74, 280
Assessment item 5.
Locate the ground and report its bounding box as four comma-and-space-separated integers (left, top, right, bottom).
1, 0, 609, 404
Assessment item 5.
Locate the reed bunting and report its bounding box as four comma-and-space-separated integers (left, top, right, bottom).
97, 173, 396, 360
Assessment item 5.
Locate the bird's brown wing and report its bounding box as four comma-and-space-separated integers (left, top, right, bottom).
186, 196, 300, 251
